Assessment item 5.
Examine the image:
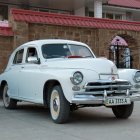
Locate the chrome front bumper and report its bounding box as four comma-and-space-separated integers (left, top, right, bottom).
71, 79, 140, 105
72, 90, 140, 105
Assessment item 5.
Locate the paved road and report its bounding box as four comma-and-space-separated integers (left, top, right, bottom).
0, 99, 140, 140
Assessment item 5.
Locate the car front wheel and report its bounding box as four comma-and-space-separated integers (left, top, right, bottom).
112, 102, 134, 119
50, 85, 70, 124
3, 84, 17, 109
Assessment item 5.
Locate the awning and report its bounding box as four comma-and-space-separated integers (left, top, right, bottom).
111, 36, 128, 46
0, 27, 13, 36
11, 8, 140, 31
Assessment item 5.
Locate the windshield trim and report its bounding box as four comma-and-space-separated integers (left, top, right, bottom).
41, 43, 95, 59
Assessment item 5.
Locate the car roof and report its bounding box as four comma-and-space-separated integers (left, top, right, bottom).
20, 39, 88, 48
11, 39, 96, 60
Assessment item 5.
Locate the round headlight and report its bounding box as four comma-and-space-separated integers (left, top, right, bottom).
133, 71, 140, 83
71, 71, 83, 85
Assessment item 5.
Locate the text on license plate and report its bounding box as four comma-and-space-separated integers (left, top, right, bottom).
105, 98, 131, 106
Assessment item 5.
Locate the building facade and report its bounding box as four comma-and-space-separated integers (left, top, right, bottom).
1, 0, 140, 21
0, 0, 140, 73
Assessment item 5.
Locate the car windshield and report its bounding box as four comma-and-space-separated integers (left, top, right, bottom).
41, 44, 94, 59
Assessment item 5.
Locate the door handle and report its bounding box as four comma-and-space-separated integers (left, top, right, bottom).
21, 66, 24, 69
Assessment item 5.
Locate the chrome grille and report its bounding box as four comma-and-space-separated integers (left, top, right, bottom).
83, 80, 131, 96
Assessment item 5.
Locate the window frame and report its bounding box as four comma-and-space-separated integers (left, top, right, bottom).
26, 47, 38, 63
103, 11, 125, 20
41, 43, 94, 59
13, 49, 24, 65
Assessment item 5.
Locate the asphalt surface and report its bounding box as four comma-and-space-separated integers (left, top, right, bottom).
0, 99, 140, 140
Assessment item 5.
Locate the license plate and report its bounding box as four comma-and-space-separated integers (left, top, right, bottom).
105, 97, 131, 106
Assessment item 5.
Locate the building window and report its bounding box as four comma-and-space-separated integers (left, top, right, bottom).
30, 7, 72, 15
126, 12, 132, 21
0, 5, 8, 20
106, 13, 113, 19
103, 12, 123, 20
115, 14, 122, 20
88, 11, 94, 17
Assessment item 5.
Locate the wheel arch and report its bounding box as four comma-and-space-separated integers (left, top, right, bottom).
43, 79, 61, 106
0, 80, 7, 98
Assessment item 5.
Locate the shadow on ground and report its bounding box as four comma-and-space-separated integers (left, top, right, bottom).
0, 100, 131, 125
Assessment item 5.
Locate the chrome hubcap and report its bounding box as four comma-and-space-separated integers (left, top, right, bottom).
53, 98, 59, 112
50, 89, 60, 120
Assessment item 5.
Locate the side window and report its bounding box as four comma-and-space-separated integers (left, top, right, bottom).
26, 47, 38, 62
13, 49, 24, 64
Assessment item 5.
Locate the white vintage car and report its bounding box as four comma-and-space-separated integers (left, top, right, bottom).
0, 39, 140, 124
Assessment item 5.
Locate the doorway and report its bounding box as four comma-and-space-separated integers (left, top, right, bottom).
109, 35, 132, 68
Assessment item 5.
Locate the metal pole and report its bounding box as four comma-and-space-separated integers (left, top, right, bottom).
116, 39, 119, 68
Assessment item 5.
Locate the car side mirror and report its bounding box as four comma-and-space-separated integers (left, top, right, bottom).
27, 56, 40, 64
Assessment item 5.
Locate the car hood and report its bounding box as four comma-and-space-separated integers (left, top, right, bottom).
42, 58, 117, 74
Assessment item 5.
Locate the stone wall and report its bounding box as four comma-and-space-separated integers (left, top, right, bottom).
9, 12, 29, 49
28, 23, 140, 69
0, 36, 13, 73
28, 24, 99, 56
1, 19, 140, 74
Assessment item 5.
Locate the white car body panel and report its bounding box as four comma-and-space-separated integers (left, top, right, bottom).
0, 39, 140, 105
118, 69, 140, 91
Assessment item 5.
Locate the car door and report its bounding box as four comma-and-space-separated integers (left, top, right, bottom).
18, 46, 40, 101
6, 49, 24, 98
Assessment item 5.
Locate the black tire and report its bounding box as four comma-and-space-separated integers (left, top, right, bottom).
112, 102, 134, 119
49, 85, 70, 124
2, 84, 17, 109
